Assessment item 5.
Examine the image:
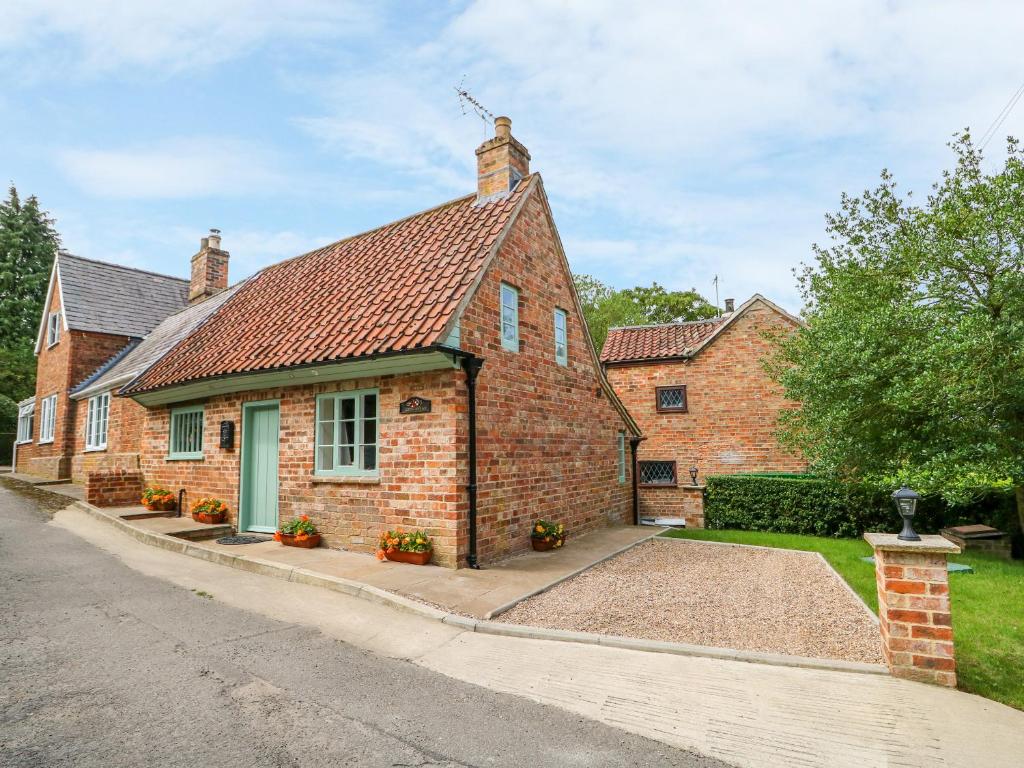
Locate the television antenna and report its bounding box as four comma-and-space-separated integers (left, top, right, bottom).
712, 274, 721, 315
455, 77, 494, 136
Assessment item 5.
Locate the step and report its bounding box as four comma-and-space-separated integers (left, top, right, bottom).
119, 510, 179, 521
169, 523, 234, 542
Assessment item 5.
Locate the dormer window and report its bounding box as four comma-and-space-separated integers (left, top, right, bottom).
46, 311, 61, 347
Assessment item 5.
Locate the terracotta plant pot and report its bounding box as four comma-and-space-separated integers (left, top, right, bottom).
280, 533, 321, 549
383, 549, 432, 565
192, 511, 226, 525
146, 499, 177, 512
531, 536, 564, 552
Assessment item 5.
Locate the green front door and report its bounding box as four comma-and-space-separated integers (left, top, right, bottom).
239, 401, 280, 533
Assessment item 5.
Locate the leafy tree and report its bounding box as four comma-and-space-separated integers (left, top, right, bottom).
772, 133, 1024, 531
574, 275, 718, 352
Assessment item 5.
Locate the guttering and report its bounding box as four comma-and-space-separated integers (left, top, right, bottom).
629, 436, 646, 525
451, 351, 485, 569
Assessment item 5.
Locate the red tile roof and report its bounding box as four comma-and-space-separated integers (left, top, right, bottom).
124, 179, 533, 394
600, 318, 724, 364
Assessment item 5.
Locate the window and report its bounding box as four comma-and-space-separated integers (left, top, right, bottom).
656, 385, 688, 413
38, 395, 57, 443
85, 393, 110, 450
16, 402, 34, 444
500, 283, 519, 352
617, 431, 626, 484
553, 308, 568, 366
46, 311, 61, 346
315, 389, 378, 476
639, 460, 677, 487
169, 405, 204, 459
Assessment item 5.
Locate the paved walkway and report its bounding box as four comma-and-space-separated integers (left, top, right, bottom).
101, 501, 660, 618
50, 501, 1024, 768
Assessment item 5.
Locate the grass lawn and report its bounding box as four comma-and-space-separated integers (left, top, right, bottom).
661, 528, 1024, 711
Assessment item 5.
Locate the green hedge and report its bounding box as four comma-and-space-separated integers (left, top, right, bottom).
704, 474, 1016, 539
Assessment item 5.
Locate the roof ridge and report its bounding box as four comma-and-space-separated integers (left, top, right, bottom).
607, 316, 724, 332
60, 252, 188, 284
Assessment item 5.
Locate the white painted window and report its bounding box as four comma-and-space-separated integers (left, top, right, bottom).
500, 283, 519, 353
38, 394, 57, 443
554, 308, 568, 366
85, 393, 110, 450
46, 311, 61, 346
315, 389, 379, 476
168, 405, 204, 460
16, 403, 34, 444
617, 431, 626, 484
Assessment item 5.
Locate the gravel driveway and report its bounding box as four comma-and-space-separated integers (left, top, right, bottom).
497, 538, 883, 664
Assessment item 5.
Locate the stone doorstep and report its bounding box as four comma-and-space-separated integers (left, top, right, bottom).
68, 498, 892, 678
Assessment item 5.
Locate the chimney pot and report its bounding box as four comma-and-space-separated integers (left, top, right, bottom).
476, 115, 530, 202
724, 298, 735, 313
494, 116, 512, 140
207, 228, 222, 250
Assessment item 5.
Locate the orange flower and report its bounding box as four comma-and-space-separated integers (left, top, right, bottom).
273, 531, 282, 541
300, 514, 310, 522
376, 549, 386, 560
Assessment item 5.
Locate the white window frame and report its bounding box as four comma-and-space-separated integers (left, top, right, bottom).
168, 405, 204, 460
553, 307, 568, 366
16, 402, 34, 444
500, 283, 520, 353
38, 394, 57, 444
46, 311, 61, 347
85, 392, 110, 451
315, 389, 379, 477
617, 431, 626, 484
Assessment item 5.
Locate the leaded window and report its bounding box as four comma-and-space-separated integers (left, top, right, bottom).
554, 308, 568, 366
500, 283, 519, 352
169, 405, 204, 459
85, 393, 110, 450
315, 389, 378, 476
656, 385, 687, 413
639, 460, 677, 487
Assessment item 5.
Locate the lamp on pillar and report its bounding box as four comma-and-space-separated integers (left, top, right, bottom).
892, 485, 921, 541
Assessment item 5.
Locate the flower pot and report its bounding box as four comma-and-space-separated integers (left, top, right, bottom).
384, 549, 432, 565
192, 511, 226, 525
146, 499, 176, 512
531, 536, 564, 552
280, 533, 321, 549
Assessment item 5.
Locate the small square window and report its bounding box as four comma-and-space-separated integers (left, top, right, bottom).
168, 406, 204, 460
639, 460, 677, 487
656, 385, 687, 413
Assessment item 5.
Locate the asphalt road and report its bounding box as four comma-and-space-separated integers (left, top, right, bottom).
0, 482, 725, 768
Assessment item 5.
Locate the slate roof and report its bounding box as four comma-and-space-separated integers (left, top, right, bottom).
59, 253, 189, 338
71, 284, 243, 399
124, 178, 534, 395
600, 318, 725, 364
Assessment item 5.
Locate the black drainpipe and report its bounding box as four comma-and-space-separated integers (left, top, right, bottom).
629, 436, 644, 525
460, 355, 485, 569
177, 488, 185, 518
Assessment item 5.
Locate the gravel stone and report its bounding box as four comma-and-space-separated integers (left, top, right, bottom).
496, 539, 884, 664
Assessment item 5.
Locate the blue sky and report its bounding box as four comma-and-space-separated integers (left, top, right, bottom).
3, 1, 1023, 313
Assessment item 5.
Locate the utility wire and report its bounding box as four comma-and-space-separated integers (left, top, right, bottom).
978, 79, 1024, 150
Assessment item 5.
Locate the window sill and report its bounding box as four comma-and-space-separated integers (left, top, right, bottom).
311, 475, 381, 485
84, 446, 107, 453
15, 440, 32, 446
166, 455, 204, 462
38, 439, 54, 445
639, 483, 678, 489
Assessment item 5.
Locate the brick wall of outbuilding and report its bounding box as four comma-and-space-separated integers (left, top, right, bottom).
70, 394, 147, 482
605, 301, 805, 524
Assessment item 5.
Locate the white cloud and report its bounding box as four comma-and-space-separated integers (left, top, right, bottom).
57, 138, 282, 198
0, 0, 373, 77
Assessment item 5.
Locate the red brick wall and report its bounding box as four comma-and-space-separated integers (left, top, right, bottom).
15, 274, 132, 479
140, 371, 465, 566
70, 395, 147, 482
606, 301, 805, 523
458, 189, 634, 560
86, 469, 144, 507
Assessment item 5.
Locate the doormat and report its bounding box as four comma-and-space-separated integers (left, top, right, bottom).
215, 535, 272, 545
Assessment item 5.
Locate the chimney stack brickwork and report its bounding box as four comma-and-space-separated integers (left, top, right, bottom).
476, 116, 530, 202
190, 229, 229, 304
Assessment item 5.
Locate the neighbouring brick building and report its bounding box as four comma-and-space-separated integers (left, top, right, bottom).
601, 295, 806, 526
104, 116, 640, 568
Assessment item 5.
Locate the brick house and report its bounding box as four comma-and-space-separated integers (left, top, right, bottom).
13, 254, 190, 480
601, 295, 806, 526
101, 117, 639, 568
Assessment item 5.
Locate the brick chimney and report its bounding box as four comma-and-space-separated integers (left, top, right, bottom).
476, 116, 530, 203
189, 228, 229, 304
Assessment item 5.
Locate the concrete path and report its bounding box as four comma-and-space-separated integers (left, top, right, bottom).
42, 497, 1024, 768
113, 503, 660, 618
1, 484, 717, 768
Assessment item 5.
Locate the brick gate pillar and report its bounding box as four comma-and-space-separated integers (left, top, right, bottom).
864, 533, 961, 687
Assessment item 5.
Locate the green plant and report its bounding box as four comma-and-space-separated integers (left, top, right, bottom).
703, 474, 1015, 539
531, 519, 564, 541
141, 487, 174, 507
279, 514, 317, 536
191, 497, 228, 517
377, 529, 432, 559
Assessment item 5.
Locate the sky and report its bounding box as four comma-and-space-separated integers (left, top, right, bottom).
3, 1, 1024, 314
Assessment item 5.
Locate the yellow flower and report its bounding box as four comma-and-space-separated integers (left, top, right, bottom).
534, 524, 544, 533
